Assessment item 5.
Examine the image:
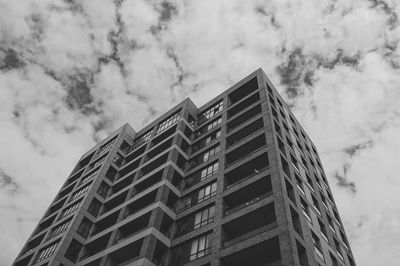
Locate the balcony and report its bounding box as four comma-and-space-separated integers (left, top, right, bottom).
138, 153, 168, 179
109, 174, 133, 196
101, 191, 127, 216
221, 236, 281, 266
114, 212, 151, 243
119, 157, 141, 177
227, 117, 263, 147
21, 232, 45, 255
228, 77, 258, 106
227, 92, 260, 119
135, 170, 163, 194
225, 134, 266, 167
124, 190, 158, 219
80, 233, 111, 261
122, 146, 146, 167
227, 104, 262, 133
91, 210, 119, 236
224, 152, 269, 189
71, 151, 94, 175
152, 125, 177, 147
224, 176, 272, 215
222, 203, 276, 247
106, 239, 143, 266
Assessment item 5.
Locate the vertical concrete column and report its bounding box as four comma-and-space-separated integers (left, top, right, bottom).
258, 72, 297, 266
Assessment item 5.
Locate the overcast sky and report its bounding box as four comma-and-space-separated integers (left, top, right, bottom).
1, 0, 400, 265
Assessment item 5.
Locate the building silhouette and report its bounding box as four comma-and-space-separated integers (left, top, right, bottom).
13, 69, 356, 266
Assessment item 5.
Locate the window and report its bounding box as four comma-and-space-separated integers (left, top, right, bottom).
77, 217, 93, 238
179, 197, 192, 211
286, 136, 294, 151
91, 156, 106, 169
291, 154, 300, 173
33, 241, 59, 263
65, 239, 82, 262
113, 153, 123, 166
203, 146, 220, 163
188, 115, 196, 128
97, 138, 116, 157
334, 238, 344, 261
199, 101, 223, 124
194, 206, 215, 229
333, 209, 341, 226
195, 117, 222, 138
330, 252, 340, 266
81, 170, 98, 184
318, 219, 329, 243
157, 111, 180, 134
205, 130, 221, 145
306, 174, 314, 192
340, 231, 349, 250
200, 162, 219, 181
295, 174, 305, 195
300, 198, 312, 223
312, 195, 321, 216
190, 235, 211, 261
327, 215, 335, 233
277, 97, 283, 108
87, 199, 102, 217
207, 117, 222, 131
71, 184, 91, 201
312, 232, 324, 261
127, 130, 153, 153
198, 183, 217, 203
49, 220, 70, 239
61, 201, 81, 219
97, 182, 110, 198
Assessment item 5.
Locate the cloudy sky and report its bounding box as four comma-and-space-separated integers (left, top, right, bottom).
1, 0, 400, 265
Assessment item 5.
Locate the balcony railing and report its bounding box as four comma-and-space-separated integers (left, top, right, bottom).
225, 166, 268, 189
224, 192, 272, 216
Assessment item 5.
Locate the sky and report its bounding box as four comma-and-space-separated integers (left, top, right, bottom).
0, 0, 400, 265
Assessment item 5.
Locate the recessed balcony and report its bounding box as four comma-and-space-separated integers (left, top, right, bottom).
224, 176, 272, 216
228, 77, 259, 106
107, 238, 143, 266
225, 134, 266, 168
225, 152, 269, 189
114, 212, 151, 243
221, 236, 281, 266
227, 104, 262, 133
226, 117, 264, 149
228, 92, 260, 119
222, 203, 276, 247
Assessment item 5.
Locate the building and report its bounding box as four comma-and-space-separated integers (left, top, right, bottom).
13, 68, 356, 266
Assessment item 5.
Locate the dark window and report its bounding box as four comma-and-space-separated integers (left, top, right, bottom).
65, 239, 82, 262
97, 182, 110, 199
190, 234, 211, 261
77, 217, 93, 238
87, 198, 102, 217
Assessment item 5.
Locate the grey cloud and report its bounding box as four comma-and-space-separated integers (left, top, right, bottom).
276, 47, 311, 98
368, 0, 398, 29
0, 169, 20, 195
0, 48, 25, 70
254, 5, 280, 29
25, 12, 46, 41
150, 1, 177, 35
64, 72, 100, 115
343, 140, 374, 157
317, 49, 361, 69
334, 164, 356, 194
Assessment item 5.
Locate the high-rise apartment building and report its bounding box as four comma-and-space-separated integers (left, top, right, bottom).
13, 69, 356, 266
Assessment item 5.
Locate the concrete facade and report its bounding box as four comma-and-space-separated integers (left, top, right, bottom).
13, 69, 356, 266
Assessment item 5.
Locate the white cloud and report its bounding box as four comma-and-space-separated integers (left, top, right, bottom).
1, 0, 400, 265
